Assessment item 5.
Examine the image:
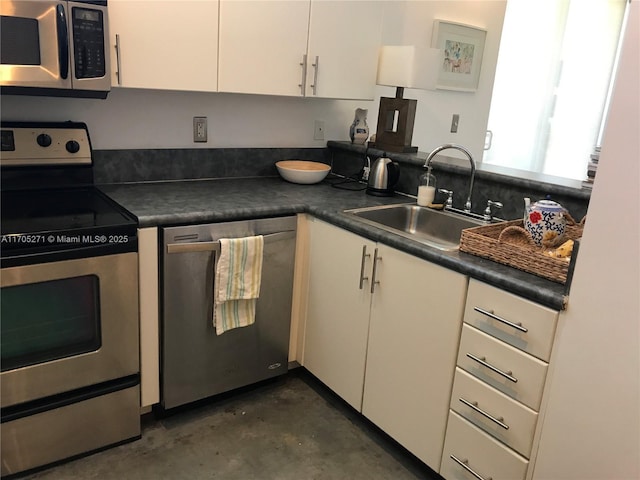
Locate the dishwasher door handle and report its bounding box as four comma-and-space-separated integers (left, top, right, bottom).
167, 230, 295, 254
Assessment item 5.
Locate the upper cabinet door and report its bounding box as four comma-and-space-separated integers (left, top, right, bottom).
218, 0, 311, 96
306, 1, 382, 100
109, 1, 218, 92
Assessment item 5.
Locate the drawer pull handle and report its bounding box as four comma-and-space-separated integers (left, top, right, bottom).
459, 397, 509, 430
450, 455, 493, 480
474, 307, 528, 333
359, 245, 370, 290
466, 353, 518, 383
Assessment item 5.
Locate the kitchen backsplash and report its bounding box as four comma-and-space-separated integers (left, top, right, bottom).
94, 143, 590, 222
328, 142, 591, 222
93, 147, 330, 184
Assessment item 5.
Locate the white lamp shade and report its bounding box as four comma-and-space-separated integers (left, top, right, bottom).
376, 46, 440, 90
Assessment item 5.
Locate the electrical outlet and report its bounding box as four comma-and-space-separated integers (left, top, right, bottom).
193, 117, 207, 142
450, 114, 460, 133
314, 120, 325, 141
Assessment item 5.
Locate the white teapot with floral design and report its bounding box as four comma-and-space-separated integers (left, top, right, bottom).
523, 197, 569, 247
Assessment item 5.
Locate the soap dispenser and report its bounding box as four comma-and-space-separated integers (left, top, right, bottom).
417, 167, 437, 206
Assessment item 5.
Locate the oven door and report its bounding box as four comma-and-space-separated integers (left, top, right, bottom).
0, 1, 72, 90
0, 251, 139, 408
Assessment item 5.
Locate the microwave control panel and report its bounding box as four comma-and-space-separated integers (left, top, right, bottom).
71, 7, 106, 79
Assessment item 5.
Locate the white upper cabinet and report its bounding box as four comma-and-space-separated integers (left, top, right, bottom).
218, 0, 310, 97
305, 1, 382, 99
109, 1, 218, 92
218, 0, 382, 99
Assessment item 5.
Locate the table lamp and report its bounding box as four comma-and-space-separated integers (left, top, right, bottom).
370, 46, 440, 153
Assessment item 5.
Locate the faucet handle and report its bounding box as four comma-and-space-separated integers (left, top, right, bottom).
483, 200, 503, 222
438, 189, 454, 209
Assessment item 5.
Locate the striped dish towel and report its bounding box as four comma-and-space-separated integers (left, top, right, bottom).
214, 235, 264, 335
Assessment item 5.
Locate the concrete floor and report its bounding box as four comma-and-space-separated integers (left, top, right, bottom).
20, 370, 442, 480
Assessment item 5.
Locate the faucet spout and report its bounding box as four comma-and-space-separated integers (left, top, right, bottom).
423, 143, 476, 213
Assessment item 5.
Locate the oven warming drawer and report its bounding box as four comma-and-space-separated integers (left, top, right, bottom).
1, 380, 140, 476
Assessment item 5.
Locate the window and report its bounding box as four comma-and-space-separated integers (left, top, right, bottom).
483, 0, 627, 180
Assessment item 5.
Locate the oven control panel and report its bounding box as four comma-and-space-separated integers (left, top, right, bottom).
0, 124, 91, 167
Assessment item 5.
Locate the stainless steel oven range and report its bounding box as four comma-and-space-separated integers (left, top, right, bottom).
0, 121, 140, 477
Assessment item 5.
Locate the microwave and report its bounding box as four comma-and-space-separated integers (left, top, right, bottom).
0, 1, 110, 98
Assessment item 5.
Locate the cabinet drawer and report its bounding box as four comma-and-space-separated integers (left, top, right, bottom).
450, 367, 538, 458
441, 411, 528, 480
464, 280, 558, 362
457, 324, 548, 410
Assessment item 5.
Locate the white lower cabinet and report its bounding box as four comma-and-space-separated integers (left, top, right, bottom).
441, 279, 559, 479
303, 219, 374, 410
303, 218, 468, 470
138, 227, 160, 408
362, 245, 467, 468
457, 324, 548, 411
441, 411, 529, 480
450, 367, 538, 458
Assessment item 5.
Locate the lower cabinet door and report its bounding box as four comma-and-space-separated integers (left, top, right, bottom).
362, 245, 467, 470
303, 219, 374, 411
441, 411, 528, 480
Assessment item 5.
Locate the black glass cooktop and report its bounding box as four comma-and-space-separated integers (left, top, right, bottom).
1, 187, 138, 265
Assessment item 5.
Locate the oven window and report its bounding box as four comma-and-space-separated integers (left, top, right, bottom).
1, 275, 101, 372
0, 16, 41, 66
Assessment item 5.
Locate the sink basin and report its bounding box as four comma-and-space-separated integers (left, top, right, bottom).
346, 203, 484, 251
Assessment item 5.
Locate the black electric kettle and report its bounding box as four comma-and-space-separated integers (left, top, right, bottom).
367, 156, 400, 196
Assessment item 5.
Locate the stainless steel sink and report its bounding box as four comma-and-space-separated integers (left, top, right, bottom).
345, 203, 484, 251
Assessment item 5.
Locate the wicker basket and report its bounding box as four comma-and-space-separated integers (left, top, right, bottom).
460, 220, 584, 284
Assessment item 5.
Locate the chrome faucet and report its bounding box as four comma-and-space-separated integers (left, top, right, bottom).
423, 143, 476, 213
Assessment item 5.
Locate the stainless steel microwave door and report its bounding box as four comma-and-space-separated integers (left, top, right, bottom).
0, 2, 72, 89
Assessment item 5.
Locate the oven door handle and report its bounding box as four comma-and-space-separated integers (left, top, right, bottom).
166, 230, 295, 254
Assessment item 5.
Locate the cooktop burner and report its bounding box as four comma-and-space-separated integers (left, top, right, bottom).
1, 121, 138, 267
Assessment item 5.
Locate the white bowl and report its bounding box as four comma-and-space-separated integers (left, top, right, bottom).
275, 160, 330, 184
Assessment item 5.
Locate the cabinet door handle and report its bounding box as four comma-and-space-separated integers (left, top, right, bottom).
459, 397, 509, 430
474, 307, 528, 333
299, 54, 307, 96
310, 55, 319, 95
450, 455, 493, 480
115, 34, 123, 85
466, 353, 518, 383
370, 248, 381, 294
358, 245, 370, 290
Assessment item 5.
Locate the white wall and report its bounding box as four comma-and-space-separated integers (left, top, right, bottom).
532, 2, 639, 479
0, 89, 374, 150
395, 0, 507, 160
0, 1, 505, 158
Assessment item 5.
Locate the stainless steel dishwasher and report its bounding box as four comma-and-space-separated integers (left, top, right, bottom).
160, 216, 296, 410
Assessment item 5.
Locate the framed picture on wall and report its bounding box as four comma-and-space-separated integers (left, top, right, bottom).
431, 20, 487, 92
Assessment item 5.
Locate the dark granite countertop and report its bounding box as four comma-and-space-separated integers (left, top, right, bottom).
100, 176, 568, 310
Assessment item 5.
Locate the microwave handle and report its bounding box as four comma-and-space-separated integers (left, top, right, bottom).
56, 4, 69, 79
